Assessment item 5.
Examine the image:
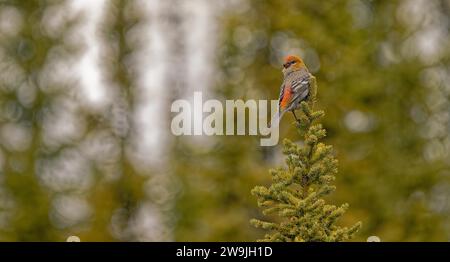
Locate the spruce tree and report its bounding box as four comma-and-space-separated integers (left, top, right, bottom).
251, 77, 361, 242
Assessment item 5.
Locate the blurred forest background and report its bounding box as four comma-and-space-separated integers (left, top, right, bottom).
0, 0, 449, 241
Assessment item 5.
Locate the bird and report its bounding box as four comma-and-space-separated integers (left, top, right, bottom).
271, 55, 312, 128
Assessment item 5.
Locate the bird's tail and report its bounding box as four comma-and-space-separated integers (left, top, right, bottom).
269, 109, 286, 129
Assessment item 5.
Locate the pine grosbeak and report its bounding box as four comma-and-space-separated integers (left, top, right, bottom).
271, 55, 311, 127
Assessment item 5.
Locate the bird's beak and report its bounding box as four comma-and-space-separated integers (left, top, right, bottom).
283, 63, 288, 69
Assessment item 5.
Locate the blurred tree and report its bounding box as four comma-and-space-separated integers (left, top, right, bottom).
77, 0, 148, 241
0, 0, 171, 241
251, 79, 361, 241
76, 0, 174, 241
0, 0, 84, 240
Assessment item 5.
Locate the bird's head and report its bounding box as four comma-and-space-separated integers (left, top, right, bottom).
282, 55, 306, 76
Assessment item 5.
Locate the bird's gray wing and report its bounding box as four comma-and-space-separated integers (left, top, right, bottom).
286, 74, 310, 111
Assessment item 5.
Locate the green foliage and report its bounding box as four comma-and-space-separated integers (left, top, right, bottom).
0, 0, 77, 241
251, 78, 361, 241
0, 0, 154, 241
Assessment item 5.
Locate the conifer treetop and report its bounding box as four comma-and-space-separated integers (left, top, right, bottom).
251, 77, 361, 242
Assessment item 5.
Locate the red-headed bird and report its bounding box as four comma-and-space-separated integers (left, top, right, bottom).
271, 55, 311, 128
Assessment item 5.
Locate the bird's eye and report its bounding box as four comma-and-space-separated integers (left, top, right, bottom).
284, 61, 296, 68
283, 61, 293, 68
